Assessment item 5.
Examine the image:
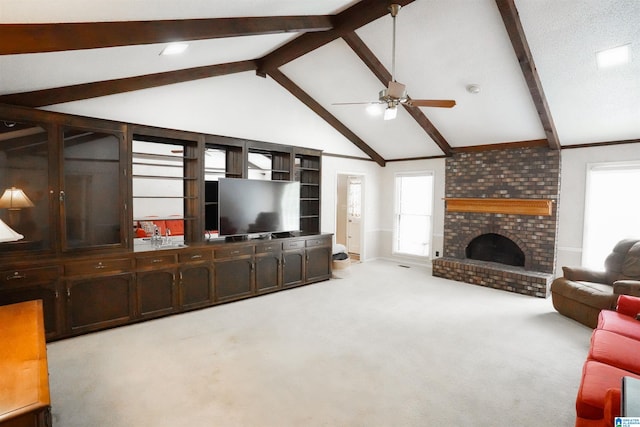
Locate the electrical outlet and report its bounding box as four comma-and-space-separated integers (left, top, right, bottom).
435, 251, 440, 257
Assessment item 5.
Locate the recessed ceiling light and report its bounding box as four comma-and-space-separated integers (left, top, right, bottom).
160, 42, 189, 56
596, 44, 630, 69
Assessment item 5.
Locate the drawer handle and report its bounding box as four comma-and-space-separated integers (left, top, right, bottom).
231, 250, 240, 255
95, 264, 106, 269
151, 259, 164, 264
7, 273, 26, 280
190, 255, 203, 260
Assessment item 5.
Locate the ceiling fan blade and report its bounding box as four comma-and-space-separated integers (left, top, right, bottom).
332, 101, 382, 106
406, 99, 456, 108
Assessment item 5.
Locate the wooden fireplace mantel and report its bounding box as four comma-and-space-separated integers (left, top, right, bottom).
444, 198, 553, 216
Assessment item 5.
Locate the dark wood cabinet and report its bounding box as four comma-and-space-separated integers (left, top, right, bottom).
179, 263, 213, 310
136, 268, 177, 319
282, 240, 305, 288
62, 127, 127, 251
0, 104, 331, 343
0, 266, 63, 340
0, 234, 330, 342
66, 272, 135, 334
306, 245, 332, 283
214, 257, 254, 302
214, 245, 254, 302
295, 150, 321, 234
135, 253, 178, 319
0, 121, 53, 255
255, 242, 282, 294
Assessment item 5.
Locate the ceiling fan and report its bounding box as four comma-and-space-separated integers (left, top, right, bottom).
333, 4, 456, 120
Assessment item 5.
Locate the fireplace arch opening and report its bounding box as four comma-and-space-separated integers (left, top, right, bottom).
465, 233, 525, 267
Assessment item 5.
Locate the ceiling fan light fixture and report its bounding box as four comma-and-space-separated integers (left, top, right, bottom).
383, 106, 398, 121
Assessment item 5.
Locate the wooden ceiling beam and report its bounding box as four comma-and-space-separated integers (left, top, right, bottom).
268, 69, 386, 167
257, 0, 415, 75
342, 32, 453, 156
495, 0, 561, 150
0, 60, 257, 108
0, 16, 333, 55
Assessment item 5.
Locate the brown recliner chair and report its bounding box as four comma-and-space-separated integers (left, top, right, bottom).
551, 239, 640, 328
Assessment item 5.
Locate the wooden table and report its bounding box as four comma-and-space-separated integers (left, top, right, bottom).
0, 300, 51, 427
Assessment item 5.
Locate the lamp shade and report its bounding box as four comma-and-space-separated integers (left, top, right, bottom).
383, 106, 398, 121
0, 218, 24, 242
0, 187, 35, 210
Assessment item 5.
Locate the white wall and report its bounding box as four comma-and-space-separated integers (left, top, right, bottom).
555, 143, 640, 275
321, 155, 445, 266
378, 159, 446, 265
321, 156, 382, 261
321, 144, 640, 274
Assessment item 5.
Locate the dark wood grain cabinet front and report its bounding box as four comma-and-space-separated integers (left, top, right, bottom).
64, 258, 133, 276
214, 245, 254, 302
66, 272, 135, 334
305, 236, 332, 283
179, 263, 213, 310
136, 268, 177, 319
282, 249, 305, 288
255, 242, 281, 294
0, 266, 63, 340
255, 253, 281, 294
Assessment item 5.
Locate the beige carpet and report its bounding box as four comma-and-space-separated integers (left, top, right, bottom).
47, 260, 591, 426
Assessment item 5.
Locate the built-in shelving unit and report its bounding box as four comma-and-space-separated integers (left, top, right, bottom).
131, 138, 200, 237
0, 103, 331, 346
295, 151, 321, 234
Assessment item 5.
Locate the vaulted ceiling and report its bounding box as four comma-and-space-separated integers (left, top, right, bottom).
1, 0, 638, 166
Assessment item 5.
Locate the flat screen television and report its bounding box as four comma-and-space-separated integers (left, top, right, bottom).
217, 178, 300, 237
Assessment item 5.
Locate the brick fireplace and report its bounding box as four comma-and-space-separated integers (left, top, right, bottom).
432, 147, 560, 298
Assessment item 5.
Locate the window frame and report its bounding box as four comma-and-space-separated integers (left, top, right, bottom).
392, 170, 435, 258
582, 160, 640, 269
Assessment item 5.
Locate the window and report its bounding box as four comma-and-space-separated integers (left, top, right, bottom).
347, 177, 362, 219
583, 162, 640, 269
393, 172, 434, 257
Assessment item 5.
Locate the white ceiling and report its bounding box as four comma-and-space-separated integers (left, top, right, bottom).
0, 0, 638, 161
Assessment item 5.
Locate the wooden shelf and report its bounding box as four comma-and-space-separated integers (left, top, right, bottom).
445, 198, 553, 216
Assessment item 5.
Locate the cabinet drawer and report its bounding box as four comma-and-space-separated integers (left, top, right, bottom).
283, 240, 304, 250
179, 250, 213, 263
255, 242, 282, 254
65, 258, 133, 276
306, 237, 329, 248
214, 245, 253, 259
0, 266, 60, 286
136, 254, 177, 269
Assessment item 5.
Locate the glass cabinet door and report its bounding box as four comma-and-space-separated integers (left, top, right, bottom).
0, 120, 52, 252
62, 127, 124, 249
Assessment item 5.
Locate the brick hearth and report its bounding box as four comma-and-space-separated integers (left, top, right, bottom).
432, 147, 560, 298
434, 257, 553, 298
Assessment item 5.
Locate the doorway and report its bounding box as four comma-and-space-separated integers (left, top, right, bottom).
336, 174, 363, 261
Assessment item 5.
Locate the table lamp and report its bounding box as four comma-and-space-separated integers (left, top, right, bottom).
0, 187, 35, 227
0, 217, 24, 242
